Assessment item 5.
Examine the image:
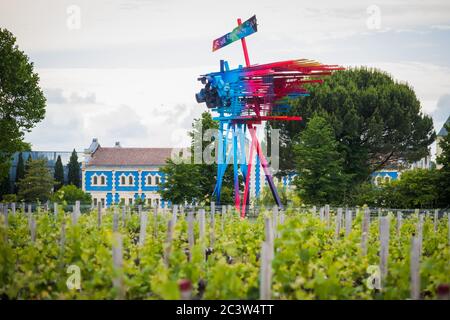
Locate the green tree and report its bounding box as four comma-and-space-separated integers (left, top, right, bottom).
293, 114, 348, 205
0, 170, 11, 199
382, 169, 439, 208
14, 152, 25, 193
0, 28, 46, 180
25, 153, 32, 172
67, 149, 80, 187
159, 112, 235, 205
17, 159, 55, 202
51, 184, 91, 205
159, 159, 204, 205
436, 123, 450, 207
54, 155, 64, 191
271, 68, 435, 188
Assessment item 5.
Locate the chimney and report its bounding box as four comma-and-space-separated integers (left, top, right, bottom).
115, 141, 121, 148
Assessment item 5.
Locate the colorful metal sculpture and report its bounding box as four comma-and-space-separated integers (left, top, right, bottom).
196, 16, 343, 217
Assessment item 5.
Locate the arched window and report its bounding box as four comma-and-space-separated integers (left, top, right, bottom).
93, 176, 98, 185
384, 176, 390, 184
376, 176, 383, 185
155, 176, 160, 185
147, 175, 152, 185
121, 176, 125, 185
100, 175, 105, 185
128, 175, 133, 185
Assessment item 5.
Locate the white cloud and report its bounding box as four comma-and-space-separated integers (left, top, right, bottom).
3, 0, 449, 158
25, 67, 208, 150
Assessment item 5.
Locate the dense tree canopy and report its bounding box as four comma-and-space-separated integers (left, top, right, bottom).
350, 169, 443, 209
0, 28, 46, 180
436, 123, 450, 207
159, 112, 235, 205
51, 184, 91, 205
17, 159, 55, 202
271, 68, 435, 188
293, 114, 348, 205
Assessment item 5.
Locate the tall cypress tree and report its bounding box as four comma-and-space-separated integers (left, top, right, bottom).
25, 153, 32, 172
68, 149, 80, 188
15, 152, 25, 193
54, 155, 64, 191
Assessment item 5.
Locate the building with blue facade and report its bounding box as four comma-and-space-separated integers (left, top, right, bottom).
82, 139, 172, 208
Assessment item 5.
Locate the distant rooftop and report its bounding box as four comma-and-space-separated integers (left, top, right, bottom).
437, 115, 450, 137
86, 147, 172, 166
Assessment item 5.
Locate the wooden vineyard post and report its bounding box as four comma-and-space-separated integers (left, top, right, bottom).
378, 208, 382, 220
361, 207, 370, 256
153, 207, 158, 239
199, 209, 206, 260
272, 206, 278, 238
199, 209, 206, 243
379, 216, 390, 288
434, 209, 438, 233
163, 219, 174, 267
112, 232, 125, 300
325, 204, 330, 227
122, 205, 126, 227
187, 211, 195, 260
410, 236, 421, 300
53, 202, 58, 218
97, 202, 102, 227
210, 202, 215, 217
113, 206, 119, 232
417, 214, 424, 257
11, 203, 16, 216
221, 205, 226, 233
319, 207, 324, 221
138, 205, 142, 218
260, 217, 274, 300
30, 215, 36, 243
71, 206, 77, 226
59, 218, 66, 254
345, 209, 352, 237
138, 209, 147, 247
397, 211, 402, 237
172, 204, 178, 225
312, 205, 316, 217
2, 204, 8, 229
335, 208, 342, 240
279, 209, 285, 226
210, 205, 216, 248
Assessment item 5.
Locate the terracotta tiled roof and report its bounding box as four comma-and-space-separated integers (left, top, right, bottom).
86, 147, 172, 166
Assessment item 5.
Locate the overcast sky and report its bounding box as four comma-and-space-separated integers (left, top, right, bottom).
1, 0, 449, 155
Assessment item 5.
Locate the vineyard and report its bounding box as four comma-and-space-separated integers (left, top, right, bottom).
0, 204, 449, 300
